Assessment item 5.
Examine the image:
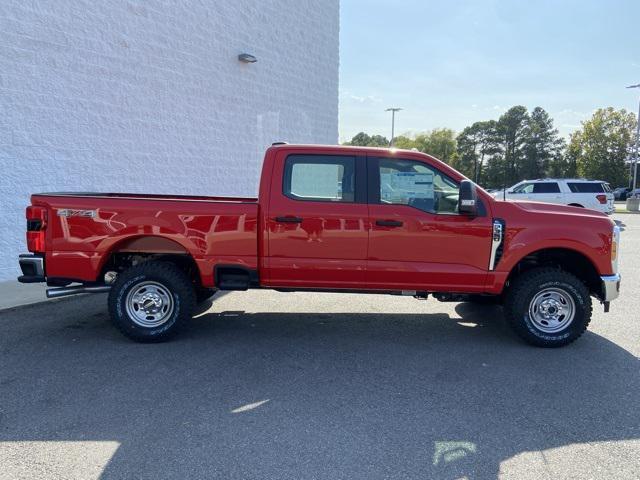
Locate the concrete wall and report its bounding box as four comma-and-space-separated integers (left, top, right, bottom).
0, 1, 339, 280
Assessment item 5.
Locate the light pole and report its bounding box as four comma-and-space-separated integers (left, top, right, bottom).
627, 83, 640, 190
385, 107, 402, 147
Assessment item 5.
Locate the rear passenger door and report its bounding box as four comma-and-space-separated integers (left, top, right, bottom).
265, 152, 369, 289
529, 182, 562, 204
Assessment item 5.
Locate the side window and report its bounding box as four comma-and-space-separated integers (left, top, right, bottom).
568, 182, 604, 193
532, 182, 560, 194
513, 183, 533, 194
376, 158, 459, 214
283, 155, 355, 202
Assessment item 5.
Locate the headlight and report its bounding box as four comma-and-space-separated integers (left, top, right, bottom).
611, 225, 620, 273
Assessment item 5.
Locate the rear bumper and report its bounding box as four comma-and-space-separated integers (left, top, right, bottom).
601, 274, 621, 302
18, 254, 45, 283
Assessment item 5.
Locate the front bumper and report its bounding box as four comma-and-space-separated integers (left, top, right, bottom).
601, 274, 621, 302
18, 254, 45, 283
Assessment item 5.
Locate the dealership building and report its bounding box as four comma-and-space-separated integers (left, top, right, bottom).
0, 1, 339, 280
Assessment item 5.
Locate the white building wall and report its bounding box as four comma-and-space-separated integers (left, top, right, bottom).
0, 1, 339, 280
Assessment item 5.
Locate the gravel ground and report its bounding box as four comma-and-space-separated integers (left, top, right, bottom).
0, 214, 638, 480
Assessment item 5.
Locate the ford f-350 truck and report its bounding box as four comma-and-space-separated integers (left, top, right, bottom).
18, 144, 621, 347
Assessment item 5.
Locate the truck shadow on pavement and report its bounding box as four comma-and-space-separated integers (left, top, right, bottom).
0, 297, 638, 479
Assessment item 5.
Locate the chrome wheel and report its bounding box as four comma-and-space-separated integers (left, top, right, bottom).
125, 281, 174, 328
528, 287, 575, 333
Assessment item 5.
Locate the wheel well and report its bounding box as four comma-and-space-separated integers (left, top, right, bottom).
506, 248, 601, 295
108, 236, 189, 254
99, 236, 201, 285
100, 251, 201, 287
568, 203, 584, 208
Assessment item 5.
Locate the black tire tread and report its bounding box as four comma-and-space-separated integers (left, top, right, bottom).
108, 261, 196, 343
504, 267, 592, 347
196, 287, 217, 304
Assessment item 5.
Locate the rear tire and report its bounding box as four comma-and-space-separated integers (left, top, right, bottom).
504, 268, 592, 347
465, 294, 501, 305
108, 261, 196, 342
196, 287, 216, 304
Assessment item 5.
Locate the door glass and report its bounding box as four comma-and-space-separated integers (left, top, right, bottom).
513, 183, 534, 194
283, 155, 355, 202
532, 182, 560, 193
377, 158, 459, 214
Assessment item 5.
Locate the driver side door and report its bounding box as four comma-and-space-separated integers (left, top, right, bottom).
366, 156, 493, 292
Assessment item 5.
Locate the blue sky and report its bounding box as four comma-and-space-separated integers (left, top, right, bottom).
339, 0, 640, 142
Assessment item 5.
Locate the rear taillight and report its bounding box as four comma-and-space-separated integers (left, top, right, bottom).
596, 194, 607, 204
26, 206, 47, 252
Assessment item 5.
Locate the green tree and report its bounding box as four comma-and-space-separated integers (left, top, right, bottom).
548, 140, 578, 178
455, 120, 501, 183
344, 132, 390, 147
497, 106, 529, 187
392, 135, 417, 150
570, 108, 637, 186
521, 107, 565, 179
484, 154, 507, 189
414, 128, 457, 164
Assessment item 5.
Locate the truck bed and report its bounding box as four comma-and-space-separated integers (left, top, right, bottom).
30, 192, 260, 287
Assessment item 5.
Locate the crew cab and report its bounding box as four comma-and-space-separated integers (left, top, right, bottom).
18, 144, 621, 347
494, 178, 615, 214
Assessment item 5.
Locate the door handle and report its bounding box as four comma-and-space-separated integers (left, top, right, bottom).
275, 216, 303, 223
376, 219, 403, 227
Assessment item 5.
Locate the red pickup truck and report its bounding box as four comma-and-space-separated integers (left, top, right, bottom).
18, 144, 621, 347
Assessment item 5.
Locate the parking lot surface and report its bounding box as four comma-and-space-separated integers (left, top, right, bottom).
1, 214, 639, 480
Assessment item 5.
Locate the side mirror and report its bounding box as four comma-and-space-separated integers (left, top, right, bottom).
458, 180, 478, 216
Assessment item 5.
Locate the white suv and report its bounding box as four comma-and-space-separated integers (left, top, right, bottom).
494, 179, 615, 214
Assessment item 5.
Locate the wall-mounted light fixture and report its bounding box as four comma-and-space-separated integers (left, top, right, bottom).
238, 53, 257, 63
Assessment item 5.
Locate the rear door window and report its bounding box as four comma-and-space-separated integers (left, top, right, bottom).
532, 182, 560, 194
567, 182, 604, 193
283, 155, 356, 202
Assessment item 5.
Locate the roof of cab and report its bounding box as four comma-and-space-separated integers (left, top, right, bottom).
267, 143, 425, 156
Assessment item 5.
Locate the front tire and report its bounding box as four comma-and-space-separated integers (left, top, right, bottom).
108, 261, 196, 342
504, 268, 592, 347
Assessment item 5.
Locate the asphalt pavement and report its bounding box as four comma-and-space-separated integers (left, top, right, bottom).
1, 214, 639, 480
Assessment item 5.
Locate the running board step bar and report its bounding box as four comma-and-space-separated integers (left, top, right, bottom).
46, 285, 111, 299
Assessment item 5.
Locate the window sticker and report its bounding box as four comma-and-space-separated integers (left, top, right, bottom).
380, 171, 434, 203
